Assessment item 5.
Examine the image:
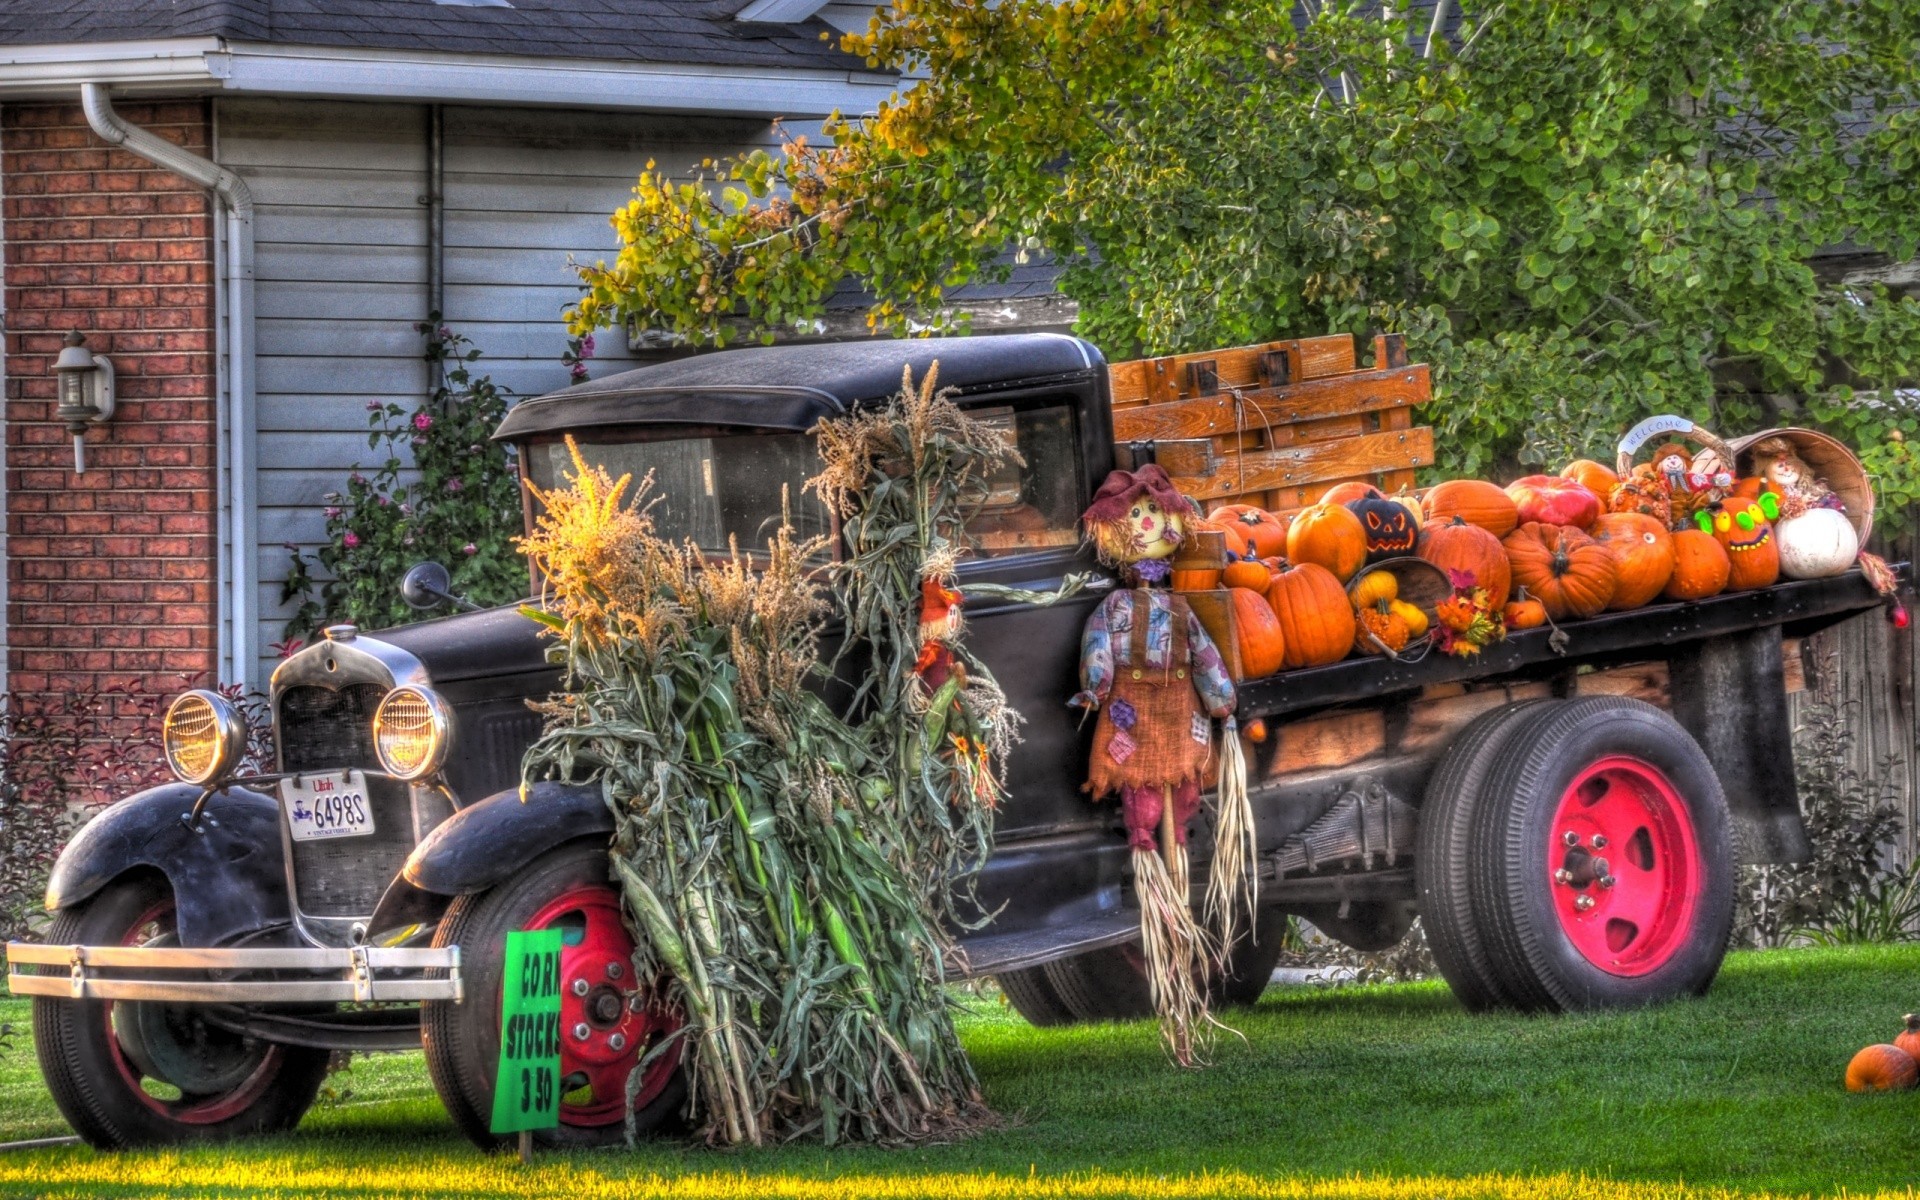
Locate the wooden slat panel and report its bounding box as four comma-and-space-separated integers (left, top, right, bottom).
1577, 662, 1670, 706
1296, 335, 1357, 378
1166, 428, 1434, 503
1110, 364, 1429, 442
1268, 710, 1387, 776
1109, 335, 1363, 404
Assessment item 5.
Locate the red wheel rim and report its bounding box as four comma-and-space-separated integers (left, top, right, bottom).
1546, 756, 1701, 977
519, 885, 683, 1128
104, 900, 284, 1124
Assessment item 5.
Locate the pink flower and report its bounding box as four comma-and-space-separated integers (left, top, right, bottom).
343, 531, 361, 549
581, 334, 595, 357
366, 399, 382, 411
413, 412, 433, 431
570, 362, 589, 382
323, 506, 341, 519
462, 542, 478, 556
446, 478, 464, 493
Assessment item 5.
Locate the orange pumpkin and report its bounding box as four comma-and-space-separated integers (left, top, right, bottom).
1193, 517, 1253, 559
1418, 518, 1512, 609
1845, 1044, 1919, 1093
1422, 479, 1520, 539
1265, 563, 1356, 669
1896, 1015, 1920, 1063
1229, 585, 1287, 678
1320, 481, 1384, 506
1286, 502, 1368, 582
1588, 512, 1675, 610
1502, 522, 1616, 620
1503, 589, 1548, 630
1221, 558, 1273, 591
1561, 459, 1621, 497
1171, 568, 1220, 591
1661, 529, 1730, 602
1708, 498, 1781, 591
1209, 504, 1289, 558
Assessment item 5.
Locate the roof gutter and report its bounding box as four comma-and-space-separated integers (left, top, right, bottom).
81, 82, 258, 686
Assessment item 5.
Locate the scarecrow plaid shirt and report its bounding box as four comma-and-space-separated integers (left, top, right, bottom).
1070, 589, 1236, 717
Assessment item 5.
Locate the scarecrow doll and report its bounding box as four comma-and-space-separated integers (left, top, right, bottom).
1070, 465, 1249, 1063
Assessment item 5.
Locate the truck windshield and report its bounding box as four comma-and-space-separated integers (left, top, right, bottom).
524, 402, 1083, 561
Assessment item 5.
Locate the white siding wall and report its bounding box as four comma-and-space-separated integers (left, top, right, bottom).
216, 98, 787, 678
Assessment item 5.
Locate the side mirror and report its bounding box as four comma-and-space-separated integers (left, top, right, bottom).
400, 561, 481, 613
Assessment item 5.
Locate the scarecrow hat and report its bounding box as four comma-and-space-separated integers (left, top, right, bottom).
1080, 464, 1200, 531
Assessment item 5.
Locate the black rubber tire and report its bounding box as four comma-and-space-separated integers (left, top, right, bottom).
1208, 907, 1294, 1008
1415, 699, 1556, 1011
1468, 696, 1735, 1012
422, 840, 687, 1150
32, 873, 331, 1149
1032, 905, 1292, 1022
994, 966, 1080, 1027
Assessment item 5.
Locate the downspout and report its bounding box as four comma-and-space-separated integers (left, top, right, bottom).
426, 104, 444, 392
81, 82, 257, 687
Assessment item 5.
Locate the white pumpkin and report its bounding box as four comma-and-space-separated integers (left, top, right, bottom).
1775, 507, 1859, 579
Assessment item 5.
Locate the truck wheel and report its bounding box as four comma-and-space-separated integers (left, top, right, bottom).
994, 966, 1079, 1026
1415, 699, 1553, 1011
422, 839, 686, 1150
32, 872, 330, 1149
1026, 907, 1292, 1024
1470, 697, 1734, 1012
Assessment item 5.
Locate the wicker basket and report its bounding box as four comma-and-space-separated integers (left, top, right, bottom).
1348, 556, 1451, 618
1724, 428, 1874, 543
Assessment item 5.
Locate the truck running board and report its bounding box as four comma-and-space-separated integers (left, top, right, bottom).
5, 941, 462, 1004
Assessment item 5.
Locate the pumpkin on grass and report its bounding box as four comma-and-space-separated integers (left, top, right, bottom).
1845, 1044, 1918, 1093
1221, 557, 1273, 591
1661, 529, 1730, 601
1423, 479, 1519, 538
1286, 502, 1368, 582
1503, 522, 1616, 619
1589, 512, 1675, 610
1418, 518, 1512, 608
1266, 562, 1355, 669
1897, 1015, 1920, 1062
1229, 585, 1287, 678
1561, 459, 1620, 497
1503, 588, 1548, 630
1209, 504, 1289, 558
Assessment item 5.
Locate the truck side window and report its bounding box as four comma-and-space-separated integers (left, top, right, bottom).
965, 404, 1082, 558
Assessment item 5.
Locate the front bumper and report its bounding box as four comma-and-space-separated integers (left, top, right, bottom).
5, 942, 462, 1004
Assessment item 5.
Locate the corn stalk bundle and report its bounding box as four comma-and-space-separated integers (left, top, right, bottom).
516, 367, 1009, 1147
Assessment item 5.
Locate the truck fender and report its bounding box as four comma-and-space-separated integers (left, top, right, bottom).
45, 782, 290, 947
401, 780, 610, 897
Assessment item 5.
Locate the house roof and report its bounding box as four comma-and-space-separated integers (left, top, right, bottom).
0, 0, 860, 73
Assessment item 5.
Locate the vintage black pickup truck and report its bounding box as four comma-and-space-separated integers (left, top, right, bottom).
7, 333, 1894, 1150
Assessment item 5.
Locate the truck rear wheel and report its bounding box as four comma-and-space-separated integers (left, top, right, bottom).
422, 840, 687, 1149
32, 872, 330, 1149
1469, 698, 1734, 1011
1416, 700, 1553, 1011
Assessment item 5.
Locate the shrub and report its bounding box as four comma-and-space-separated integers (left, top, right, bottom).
282, 320, 527, 644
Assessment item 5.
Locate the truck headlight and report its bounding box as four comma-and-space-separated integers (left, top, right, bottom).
373, 685, 452, 781
162, 690, 247, 786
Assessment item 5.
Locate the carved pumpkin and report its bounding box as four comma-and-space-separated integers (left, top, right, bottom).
1775, 508, 1859, 579
1265, 563, 1356, 669
1422, 479, 1520, 539
1418, 518, 1512, 608
1347, 495, 1419, 561
1561, 459, 1621, 497
1193, 517, 1253, 559
1588, 512, 1675, 610
1390, 599, 1429, 639
1286, 502, 1368, 582
1209, 504, 1289, 558
1503, 589, 1548, 630
1502, 522, 1616, 619
1896, 1015, 1920, 1063
1230, 584, 1287, 678
1507, 475, 1602, 530
1171, 568, 1220, 592
1221, 558, 1273, 591
1708, 498, 1780, 591
1320, 482, 1384, 506
1659, 529, 1730, 602
1353, 600, 1411, 656
1845, 1044, 1919, 1093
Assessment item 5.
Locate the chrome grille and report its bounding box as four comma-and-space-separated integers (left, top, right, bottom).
277, 683, 412, 919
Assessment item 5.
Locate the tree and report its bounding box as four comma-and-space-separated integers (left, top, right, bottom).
565, 0, 1920, 500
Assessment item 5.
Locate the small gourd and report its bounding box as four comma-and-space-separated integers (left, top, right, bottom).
1389, 599, 1429, 639
1503, 588, 1548, 630
1349, 569, 1399, 609
1845, 1043, 1918, 1093
1221, 557, 1274, 592
1353, 599, 1412, 657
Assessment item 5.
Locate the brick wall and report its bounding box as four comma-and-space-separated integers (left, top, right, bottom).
2, 100, 219, 720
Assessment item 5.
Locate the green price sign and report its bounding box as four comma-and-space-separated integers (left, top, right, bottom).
490, 927, 563, 1135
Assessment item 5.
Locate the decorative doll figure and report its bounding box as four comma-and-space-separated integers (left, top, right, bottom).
1650, 442, 1731, 527
1071, 465, 1248, 1064
1747, 436, 1840, 517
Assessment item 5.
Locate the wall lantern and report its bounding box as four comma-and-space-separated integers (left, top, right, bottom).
52, 331, 116, 474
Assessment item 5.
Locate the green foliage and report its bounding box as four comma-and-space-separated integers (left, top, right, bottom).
282, 321, 526, 644
569, 0, 1920, 497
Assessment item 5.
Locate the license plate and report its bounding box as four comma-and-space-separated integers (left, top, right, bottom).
280, 771, 376, 842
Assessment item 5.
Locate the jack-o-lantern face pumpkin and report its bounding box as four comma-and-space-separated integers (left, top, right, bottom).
1703, 495, 1781, 590
1347, 496, 1418, 561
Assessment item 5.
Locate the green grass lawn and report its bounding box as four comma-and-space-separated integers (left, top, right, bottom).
1, 945, 1917, 1199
